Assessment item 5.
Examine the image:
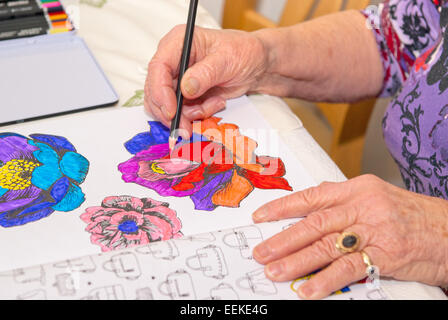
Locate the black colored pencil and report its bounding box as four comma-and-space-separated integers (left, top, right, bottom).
168, 0, 199, 152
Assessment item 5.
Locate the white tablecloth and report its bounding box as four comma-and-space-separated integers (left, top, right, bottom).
68, 0, 445, 300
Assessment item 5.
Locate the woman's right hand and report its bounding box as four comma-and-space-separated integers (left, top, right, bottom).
145, 25, 269, 137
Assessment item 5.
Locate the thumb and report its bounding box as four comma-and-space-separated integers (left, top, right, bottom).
181, 54, 228, 99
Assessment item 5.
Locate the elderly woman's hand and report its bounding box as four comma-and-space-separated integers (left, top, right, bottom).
252, 174, 448, 300
145, 25, 269, 137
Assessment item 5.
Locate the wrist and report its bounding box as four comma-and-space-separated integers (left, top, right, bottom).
420, 196, 448, 285
250, 25, 317, 97
250, 27, 295, 95
252, 28, 278, 75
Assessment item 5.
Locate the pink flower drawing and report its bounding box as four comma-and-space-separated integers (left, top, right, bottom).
80, 195, 182, 252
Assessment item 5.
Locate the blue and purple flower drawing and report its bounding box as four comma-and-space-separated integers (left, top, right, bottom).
0, 133, 89, 227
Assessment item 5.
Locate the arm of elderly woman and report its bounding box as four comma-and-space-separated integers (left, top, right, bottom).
251, 10, 383, 103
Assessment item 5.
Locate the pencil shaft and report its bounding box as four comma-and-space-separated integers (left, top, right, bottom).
170, 0, 199, 137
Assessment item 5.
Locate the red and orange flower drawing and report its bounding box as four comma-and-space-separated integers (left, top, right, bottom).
118, 118, 292, 211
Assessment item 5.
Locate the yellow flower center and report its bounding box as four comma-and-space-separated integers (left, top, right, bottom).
151, 162, 166, 175
0, 159, 40, 190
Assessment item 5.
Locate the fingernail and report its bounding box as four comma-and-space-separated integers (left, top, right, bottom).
266, 262, 283, 278
254, 244, 271, 259
253, 209, 268, 222
184, 77, 200, 96
298, 285, 316, 300
190, 109, 204, 119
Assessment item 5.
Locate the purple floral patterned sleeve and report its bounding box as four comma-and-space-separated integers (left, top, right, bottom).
363, 0, 441, 97
363, 0, 448, 200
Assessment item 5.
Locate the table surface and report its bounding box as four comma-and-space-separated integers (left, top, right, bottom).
63, 0, 445, 300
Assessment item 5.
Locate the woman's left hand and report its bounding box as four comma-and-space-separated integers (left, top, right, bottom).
252, 174, 448, 300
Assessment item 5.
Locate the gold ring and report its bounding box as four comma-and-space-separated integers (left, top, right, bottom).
361, 250, 376, 276
361, 250, 373, 267
335, 232, 360, 254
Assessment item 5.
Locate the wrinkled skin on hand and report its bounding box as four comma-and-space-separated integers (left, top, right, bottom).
145, 25, 269, 138
252, 174, 448, 300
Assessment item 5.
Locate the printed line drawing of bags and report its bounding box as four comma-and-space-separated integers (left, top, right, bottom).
13, 266, 45, 285
135, 287, 154, 300
53, 273, 76, 296
282, 223, 295, 230
209, 283, 239, 300
179, 233, 216, 242
82, 285, 126, 300
236, 268, 277, 296
135, 241, 179, 260
186, 245, 228, 279
222, 226, 263, 260
367, 289, 388, 300
103, 252, 141, 280
16, 289, 47, 300
53, 256, 96, 273
159, 269, 196, 300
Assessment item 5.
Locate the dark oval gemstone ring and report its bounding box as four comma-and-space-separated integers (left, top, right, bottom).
335, 232, 361, 253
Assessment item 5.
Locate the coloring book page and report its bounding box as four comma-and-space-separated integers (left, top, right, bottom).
0, 96, 316, 273
0, 219, 388, 300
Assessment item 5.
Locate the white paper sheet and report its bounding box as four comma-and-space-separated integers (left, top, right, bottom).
0, 96, 316, 272
0, 220, 388, 300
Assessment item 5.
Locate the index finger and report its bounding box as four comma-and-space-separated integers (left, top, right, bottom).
147, 25, 193, 119
147, 61, 178, 119
152, 25, 190, 75
253, 205, 356, 265
252, 181, 351, 223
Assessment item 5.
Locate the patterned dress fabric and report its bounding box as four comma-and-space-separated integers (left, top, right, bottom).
363, 0, 448, 199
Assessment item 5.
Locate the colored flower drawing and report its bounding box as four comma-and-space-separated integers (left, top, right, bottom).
123, 90, 144, 107
80, 196, 182, 252
118, 118, 292, 211
0, 133, 89, 227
